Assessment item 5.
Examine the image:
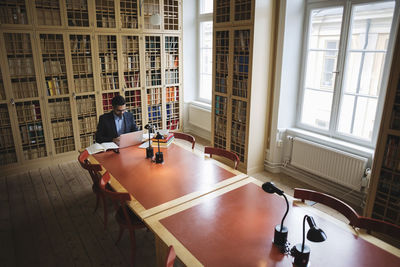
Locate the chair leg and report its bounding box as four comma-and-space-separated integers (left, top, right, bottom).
129, 230, 136, 267
115, 225, 125, 245
94, 193, 100, 213
102, 195, 108, 230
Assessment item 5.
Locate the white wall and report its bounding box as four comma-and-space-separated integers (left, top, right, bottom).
265, 0, 305, 171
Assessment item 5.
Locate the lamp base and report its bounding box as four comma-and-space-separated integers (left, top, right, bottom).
155, 151, 164, 163
146, 146, 154, 158
291, 244, 310, 267
273, 225, 288, 247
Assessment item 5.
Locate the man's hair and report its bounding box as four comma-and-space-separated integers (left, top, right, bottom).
112, 95, 126, 107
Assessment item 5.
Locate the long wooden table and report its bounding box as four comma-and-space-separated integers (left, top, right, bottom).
90, 142, 247, 218
146, 177, 400, 267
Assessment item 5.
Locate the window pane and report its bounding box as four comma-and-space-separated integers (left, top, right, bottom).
301, 89, 333, 129
200, 0, 213, 14
338, 1, 395, 140
199, 21, 213, 101
301, 7, 343, 128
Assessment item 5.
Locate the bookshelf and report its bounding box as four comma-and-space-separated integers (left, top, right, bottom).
0, 0, 28, 25
0, 0, 182, 171
120, 0, 139, 29
365, 29, 400, 228
35, 0, 62, 26
66, 0, 90, 27
212, 0, 273, 173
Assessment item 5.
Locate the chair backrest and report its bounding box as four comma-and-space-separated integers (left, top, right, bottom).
293, 188, 359, 226
204, 146, 240, 170
173, 132, 195, 149
78, 150, 102, 184
99, 171, 133, 224
357, 216, 400, 240
165, 245, 176, 267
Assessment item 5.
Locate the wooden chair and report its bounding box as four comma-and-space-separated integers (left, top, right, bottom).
173, 132, 195, 149
100, 171, 147, 266
165, 245, 176, 267
293, 188, 360, 226
356, 216, 400, 240
204, 146, 240, 170
78, 150, 110, 229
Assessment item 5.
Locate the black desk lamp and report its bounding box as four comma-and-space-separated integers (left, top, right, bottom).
144, 124, 154, 159
262, 182, 289, 248
291, 215, 327, 267
155, 132, 164, 164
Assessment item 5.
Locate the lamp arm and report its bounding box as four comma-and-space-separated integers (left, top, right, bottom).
280, 194, 289, 232
301, 215, 308, 252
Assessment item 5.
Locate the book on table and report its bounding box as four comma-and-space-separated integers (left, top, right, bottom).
86, 142, 119, 154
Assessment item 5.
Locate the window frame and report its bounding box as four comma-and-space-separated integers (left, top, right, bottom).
197, 0, 213, 104
296, 0, 400, 148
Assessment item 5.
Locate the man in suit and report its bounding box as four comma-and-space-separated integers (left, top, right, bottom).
95, 95, 138, 145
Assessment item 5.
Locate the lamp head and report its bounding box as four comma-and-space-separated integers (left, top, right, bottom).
306, 216, 327, 242
155, 132, 163, 140
262, 182, 284, 196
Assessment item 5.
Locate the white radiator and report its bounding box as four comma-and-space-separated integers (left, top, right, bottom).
290, 137, 367, 191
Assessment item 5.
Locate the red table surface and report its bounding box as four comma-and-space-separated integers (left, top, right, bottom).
160, 183, 400, 267
93, 144, 236, 210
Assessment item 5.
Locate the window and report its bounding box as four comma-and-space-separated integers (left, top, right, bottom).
299, 1, 397, 146
198, 0, 213, 102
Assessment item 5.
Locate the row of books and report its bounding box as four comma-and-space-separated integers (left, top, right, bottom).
76, 97, 96, 115
16, 103, 41, 122
0, 5, 27, 25
80, 134, 94, 150
23, 146, 46, 160
145, 39, 161, 49
166, 87, 179, 102
54, 137, 75, 154
101, 76, 119, 90
390, 104, 400, 130
215, 96, 228, 115
97, 37, 117, 52
0, 128, 14, 148
123, 37, 139, 52
152, 136, 175, 147
165, 54, 179, 69
231, 127, 246, 144
234, 55, 249, 73
48, 100, 71, 120
40, 37, 64, 53
145, 54, 161, 69
98, 16, 116, 28
0, 151, 17, 165
165, 70, 179, 84
232, 100, 247, 123
72, 57, 93, 73
148, 105, 162, 120
36, 8, 61, 26
146, 72, 162, 86
123, 55, 140, 71
46, 77, 68, 96
100, 55, 118, 72
0, 106, 11, 125
121, 15, 138, 28
8, 58, 35, 76
68, 14, 89, 27
165, 38, 179, 49
5, 33, 31, 52
147, 88, 162, 105
20, 122, 44, 145
234, 30, 250, 51
124, 74, 140, 88
383, 136, 400, 171
74, 77, 94, 93
166, 120, 179, 130
233, 78, 248, 97
66, 0, 88, 10
43, 60, 63, 76
51, 121, 73, 139
78, 116, 97, 135
214, 116, 227, 137
70, 36, 90, 53
12, 81, 38, 99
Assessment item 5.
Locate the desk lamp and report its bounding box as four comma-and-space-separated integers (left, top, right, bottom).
144, 124, 154, 159
155, 132, 164, 164
291, 215, 327, 267
262, 182, 289, 248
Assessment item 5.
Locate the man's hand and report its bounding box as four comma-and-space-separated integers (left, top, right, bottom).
112, 137, 120, 146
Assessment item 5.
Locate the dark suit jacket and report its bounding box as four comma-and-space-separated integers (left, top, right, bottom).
95, 111, 138, 143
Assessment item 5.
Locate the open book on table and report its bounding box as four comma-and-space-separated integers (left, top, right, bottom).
86, 142, 119, 155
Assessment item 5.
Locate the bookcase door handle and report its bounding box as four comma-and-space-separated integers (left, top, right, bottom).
10, 98, 15, 105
